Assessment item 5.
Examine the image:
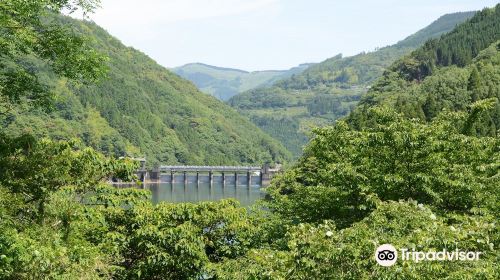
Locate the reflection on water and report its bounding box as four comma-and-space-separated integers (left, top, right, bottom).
126, 175, 264, 206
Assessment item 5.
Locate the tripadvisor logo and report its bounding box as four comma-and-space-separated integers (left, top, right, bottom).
375, 244, 398, 266
375, 244, 482, 267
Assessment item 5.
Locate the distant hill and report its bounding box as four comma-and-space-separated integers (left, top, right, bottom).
229, 11, 476, 156
2, 15, 291, 166
172, 63, 313, 100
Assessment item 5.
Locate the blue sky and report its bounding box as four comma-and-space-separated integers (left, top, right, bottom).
83, 0, 499, 71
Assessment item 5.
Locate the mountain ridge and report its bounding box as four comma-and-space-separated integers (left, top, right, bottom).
348, 5, 500, 134
175, 63, 250, 74
395, 11, 477, 48
228, 11, 477, 156
173, 62, 313, 100
2, 14, 292, 166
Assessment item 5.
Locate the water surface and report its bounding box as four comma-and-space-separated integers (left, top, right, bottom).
127, 174, 264, 206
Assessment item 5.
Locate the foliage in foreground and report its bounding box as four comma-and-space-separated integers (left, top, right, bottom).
0, 0, 106, 113
213, 107, 499, 279
212, 201, 498, 280
1, 107, 498, 279
0, 137, 264, 279
0, 1, 272, 278
267, 107, 499, 227
0, 0, 498, 279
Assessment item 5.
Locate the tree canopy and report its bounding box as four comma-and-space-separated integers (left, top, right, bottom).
0, 1, 498, 279
0, 0, 106, 112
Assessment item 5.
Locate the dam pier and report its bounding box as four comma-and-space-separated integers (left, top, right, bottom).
134, 159, 280, 187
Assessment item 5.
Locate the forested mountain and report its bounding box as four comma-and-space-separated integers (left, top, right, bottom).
349, 4, 500, 134
172, 63, 312, 100
2, 2, 498, 279
229, 11, 475, 156
1, 15, 291, 166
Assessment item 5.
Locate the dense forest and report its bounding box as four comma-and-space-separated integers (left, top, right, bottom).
349, 4, 500, 135
1, 14, 291, 167
229, 11, 475, 156
173, 63, 312, 101
0, 1, 498, 279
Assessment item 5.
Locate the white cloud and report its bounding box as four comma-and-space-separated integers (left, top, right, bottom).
87, 0, 280, 28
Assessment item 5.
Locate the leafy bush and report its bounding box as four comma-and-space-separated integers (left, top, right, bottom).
267, 108, 499, 227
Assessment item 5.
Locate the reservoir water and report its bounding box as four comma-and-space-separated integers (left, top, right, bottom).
123, 174, 264, 206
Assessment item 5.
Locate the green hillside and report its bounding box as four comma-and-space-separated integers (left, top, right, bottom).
229, 11, 475, 156
173, 63, 312, 100
1, 2, 498, 279
2, 15, 291, 166
349, 4, 500, 134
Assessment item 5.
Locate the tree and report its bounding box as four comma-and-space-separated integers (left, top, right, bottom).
0, 141, 140, 279
0, 2, 130, 278
212, 108, 499, 279
212, 201, 498, 280
0, 135, 137, 221
266, 108, 499, 227
0, 0, 106, 114
467, 67, 481, 102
